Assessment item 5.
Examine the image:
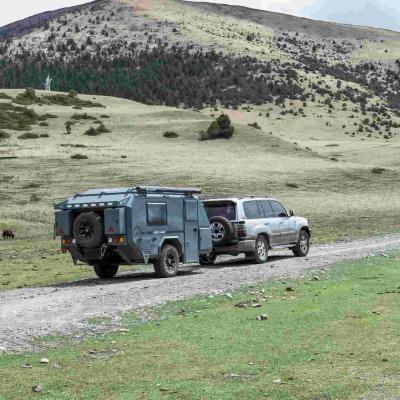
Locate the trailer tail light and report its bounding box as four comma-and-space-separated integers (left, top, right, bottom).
61, 238, 73, 245
108, 236, 125, 244
237, 222, 247, 238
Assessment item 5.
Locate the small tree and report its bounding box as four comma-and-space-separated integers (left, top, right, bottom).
199, 114, 234, 141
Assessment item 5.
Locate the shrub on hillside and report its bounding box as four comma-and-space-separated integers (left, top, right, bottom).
163, 131, 179, 138
248, 122, 261, 130
84, 127, 100, 136
0, 93, 12, 100
37, 113, 58, 121
71, 153, 88, 160
0, 130, 10, 139
96, 123, 110, 133
71, 113, 96, 120
13, 88, 43, 106
18, 132, 39, 139
199, 114, 234, 141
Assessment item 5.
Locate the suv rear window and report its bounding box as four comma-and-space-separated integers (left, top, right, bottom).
203, 201, 237, 221
243, 201, 263, 219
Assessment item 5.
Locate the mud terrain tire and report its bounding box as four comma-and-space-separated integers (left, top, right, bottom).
154, 244, 180, 278
93, 264, 119, 279
210, 216, 235, 247
73, 212, 104, 248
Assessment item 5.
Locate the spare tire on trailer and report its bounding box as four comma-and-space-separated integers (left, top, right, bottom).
210, 216, 235, 247
73, 212, 104, 248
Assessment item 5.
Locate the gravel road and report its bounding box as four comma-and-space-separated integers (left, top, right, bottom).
1, 235, 399, 352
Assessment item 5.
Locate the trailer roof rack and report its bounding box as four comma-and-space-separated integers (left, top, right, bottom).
134, 186, 202, 196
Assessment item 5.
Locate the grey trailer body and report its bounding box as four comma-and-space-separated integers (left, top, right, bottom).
55, 186, 212, 278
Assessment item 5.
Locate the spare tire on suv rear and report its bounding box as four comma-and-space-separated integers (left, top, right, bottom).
73, 212, 104, 248
210, 216, 235, 247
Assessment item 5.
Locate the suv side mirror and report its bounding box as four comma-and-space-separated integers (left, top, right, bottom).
289, 209, 295, 217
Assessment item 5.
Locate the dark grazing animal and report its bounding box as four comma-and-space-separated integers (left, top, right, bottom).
2, 230, 14, 239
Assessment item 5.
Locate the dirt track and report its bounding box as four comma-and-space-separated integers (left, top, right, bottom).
1, 235, 399, 352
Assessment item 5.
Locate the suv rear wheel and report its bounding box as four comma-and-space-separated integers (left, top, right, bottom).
199, 254, 217, 266
93, 264, 119, 279
250, 235, 269, 264
154, 244, 180, 278
292, 230, 310, 257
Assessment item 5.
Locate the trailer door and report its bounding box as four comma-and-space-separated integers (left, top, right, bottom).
184, 199, 199, 263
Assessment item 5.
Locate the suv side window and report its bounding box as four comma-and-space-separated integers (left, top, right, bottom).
147, 202, 167, 225
243, 201, 263, 219
270, 201, 288, 218
260, 200, 274, 218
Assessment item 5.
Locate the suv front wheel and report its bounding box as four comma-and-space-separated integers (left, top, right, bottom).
292, 230, 310, 257
250, 235, 269, 264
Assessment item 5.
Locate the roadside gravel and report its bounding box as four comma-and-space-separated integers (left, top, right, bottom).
1, 234, 399, 352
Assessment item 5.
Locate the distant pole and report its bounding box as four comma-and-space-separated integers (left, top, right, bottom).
44, 75, 52, 91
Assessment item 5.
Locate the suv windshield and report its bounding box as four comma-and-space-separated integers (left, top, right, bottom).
203, 201, 237, 221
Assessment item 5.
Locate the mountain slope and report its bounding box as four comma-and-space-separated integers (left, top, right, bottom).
0, 1, 98, 39
0, 0, 400, 115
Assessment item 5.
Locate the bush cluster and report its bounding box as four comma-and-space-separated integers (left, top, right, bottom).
199, 114, 234, 141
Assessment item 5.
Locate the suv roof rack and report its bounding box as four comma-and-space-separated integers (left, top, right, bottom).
201, 195, 270, 200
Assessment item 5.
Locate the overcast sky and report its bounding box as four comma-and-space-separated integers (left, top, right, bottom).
0, 0, 93, 27
1, 0, 400, 31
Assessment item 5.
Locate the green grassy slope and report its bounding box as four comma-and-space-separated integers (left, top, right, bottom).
1, 88, 400, 244
1, 254, 400, 399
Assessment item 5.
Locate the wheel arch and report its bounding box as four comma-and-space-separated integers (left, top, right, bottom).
257, 232, 271, 248
299, 226, 311, 238
159, 237, 184, 258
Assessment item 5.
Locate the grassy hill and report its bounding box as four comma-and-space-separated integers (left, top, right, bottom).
0, 0, 400, 244
1, 88, 400, 245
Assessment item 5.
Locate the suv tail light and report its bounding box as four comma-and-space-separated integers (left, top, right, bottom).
237, 222, 247, 238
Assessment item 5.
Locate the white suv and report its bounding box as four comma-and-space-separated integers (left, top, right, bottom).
201, 197, 311, 265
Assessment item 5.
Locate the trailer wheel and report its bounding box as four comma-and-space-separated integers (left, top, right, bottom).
93, 264, 119, 279
154, 245, 180, 278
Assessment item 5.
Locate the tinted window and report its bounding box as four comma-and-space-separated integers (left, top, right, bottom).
260, 200, 274, 218
270, 201, 287, 218
204, 201, 236, 221
243, 201, 262, 219
147, 203, 167, 225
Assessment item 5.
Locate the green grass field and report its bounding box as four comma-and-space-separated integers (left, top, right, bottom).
1, 253, 400, 399
1, 88, 400, 290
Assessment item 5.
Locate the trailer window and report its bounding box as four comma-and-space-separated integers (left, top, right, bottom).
147, 203, 167, 225
203, 201, 237, 221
